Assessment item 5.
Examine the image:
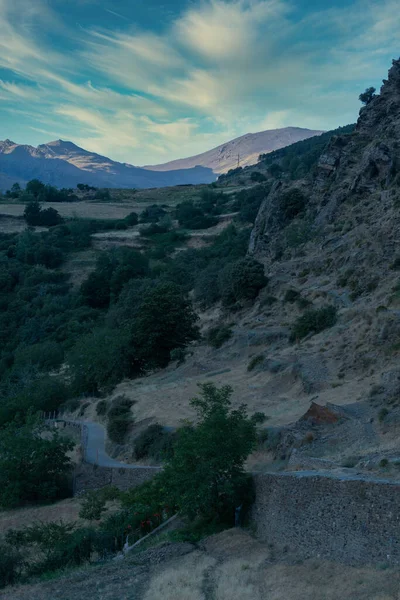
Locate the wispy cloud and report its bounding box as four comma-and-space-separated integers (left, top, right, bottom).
0, 0, 399, 164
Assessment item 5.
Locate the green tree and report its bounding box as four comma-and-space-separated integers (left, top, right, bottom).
359, 87, 376, 105
23, 200, 41, 226
159, 383, 257, 522
132, 282, 199, 368
26, 179, 45, 198
220, 257, 267, 306
0, 419, 73, 508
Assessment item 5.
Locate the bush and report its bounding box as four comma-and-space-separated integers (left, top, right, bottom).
107, 415, 133, 444
0, 543, 23, 588
250, 171, 266, 182
379, 407, 389, 422
279, 189, 307, 223
291, 306, 337, 341
108, 396, 134, 419
207, 325, 233, 349
124, 212, 139, 226
284, 289, 300, 303
247, 355, 264, 372
220, 257, 267, 307
133, 424, 174, 461
0, 420, 73, 508
79, 491, 107, 521
107, 396, 134, 444
96, 400, 108, 416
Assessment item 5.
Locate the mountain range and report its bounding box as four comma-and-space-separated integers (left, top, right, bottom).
145, 127, 324, 174
0, 127, 323, 191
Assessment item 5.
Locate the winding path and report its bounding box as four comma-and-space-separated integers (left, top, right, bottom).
64, 420, 160, 470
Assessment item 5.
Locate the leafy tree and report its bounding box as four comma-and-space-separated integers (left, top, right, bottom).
359, 87, 376, 105
132, 281, 200, 368
9, 183, 21, 199
23, 200, 41, 226
0, 419, 73, 508
68, 327, 139, 395
268, 163, 283, 178
140, 204, 166, 223
26, 179, 45, 198
291, 306, 337, 341
279, 188, 307, 223
159, 383, 256, 522
220, 257, 267, 306
175, 201, 218, 230
250, 171, 266, 182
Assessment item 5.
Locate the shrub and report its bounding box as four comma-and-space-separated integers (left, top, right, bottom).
247, 355, 265, 372
14, 341, 64, 372
107, 396, 134, 444
134, 423, 174, 461
0, 543, 23, 588
250, 171, 266, 182
124, 212, 139, 226
107, 415, 133, 444
170, 348, 186, 365
220, 257, 267, 307
291, 306, 337, 341
279, 188, 307, 223
96, 400, 108, 416
359, 86, 376, 105
0, 420, 73, 508
251, 412, 268, 424
284, 289, 300, 303
79, 491, 107, 521
207, 325, 233, 349
378, 407, 389, 422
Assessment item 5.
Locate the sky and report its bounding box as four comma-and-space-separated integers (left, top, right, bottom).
0, 0, 399, 165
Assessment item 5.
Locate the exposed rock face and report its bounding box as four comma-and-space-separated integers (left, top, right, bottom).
300, 402, 340, 425
250, 58, 400, 261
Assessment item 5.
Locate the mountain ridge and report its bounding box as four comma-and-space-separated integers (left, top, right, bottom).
0, 139, 216, 191
144, 127, 324, 174
0, 127, 324, 191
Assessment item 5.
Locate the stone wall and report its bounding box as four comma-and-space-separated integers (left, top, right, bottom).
73, 463, 161, 495
252, 471, 400, 565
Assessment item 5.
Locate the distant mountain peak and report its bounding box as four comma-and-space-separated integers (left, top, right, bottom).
144, 126, 325, 174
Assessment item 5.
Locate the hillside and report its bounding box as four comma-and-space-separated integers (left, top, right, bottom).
0, 139, 215, 191
144, 127, 324, 174
4, 529, 399, 600
81, 58, 400, 478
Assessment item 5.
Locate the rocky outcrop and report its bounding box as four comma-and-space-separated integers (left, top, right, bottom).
250, 58, 400, 261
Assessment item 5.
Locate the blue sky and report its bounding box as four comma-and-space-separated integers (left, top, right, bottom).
0, 0, 399, 165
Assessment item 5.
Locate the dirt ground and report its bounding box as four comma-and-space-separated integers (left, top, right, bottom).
3, 529, 400, 600
0, 499, 82, 536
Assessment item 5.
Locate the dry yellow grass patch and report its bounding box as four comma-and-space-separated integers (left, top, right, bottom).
0, 499, 82, 536
143, 552, 215, 600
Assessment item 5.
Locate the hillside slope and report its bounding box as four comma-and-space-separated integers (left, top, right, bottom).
0, 139, 215, 191
144, 127, 324, 174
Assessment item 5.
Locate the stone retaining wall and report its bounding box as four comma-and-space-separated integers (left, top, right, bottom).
73, 462, 161, 495
252, 471, 400, 565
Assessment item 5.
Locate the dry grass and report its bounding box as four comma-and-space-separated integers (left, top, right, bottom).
3, 530, 400, 600
0, 499, 82, 536
143, 552, 215, 600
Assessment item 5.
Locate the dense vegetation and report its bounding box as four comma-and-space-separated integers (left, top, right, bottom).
258, 124, 355, 180
0, 384, 259, 587
0, 179, 268, 505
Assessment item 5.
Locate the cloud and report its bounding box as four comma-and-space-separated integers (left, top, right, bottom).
1, 0, 400, 164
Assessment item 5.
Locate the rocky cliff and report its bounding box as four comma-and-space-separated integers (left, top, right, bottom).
250, 58, 400, 262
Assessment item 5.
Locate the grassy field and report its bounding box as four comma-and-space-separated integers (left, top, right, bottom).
3, 529, 399, 600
